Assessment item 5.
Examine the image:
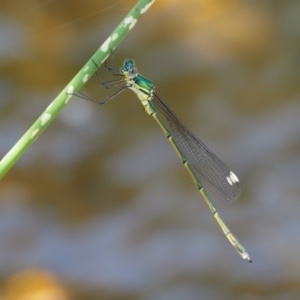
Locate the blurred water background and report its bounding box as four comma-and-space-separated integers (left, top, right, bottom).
0, 0, 299, 299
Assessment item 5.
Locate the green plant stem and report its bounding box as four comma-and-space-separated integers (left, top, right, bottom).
0, 0, 155, 180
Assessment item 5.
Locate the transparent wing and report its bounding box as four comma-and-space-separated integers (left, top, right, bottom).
152, 93, 240, 203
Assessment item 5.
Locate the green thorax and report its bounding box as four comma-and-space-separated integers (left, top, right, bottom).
121, 59, 154, 96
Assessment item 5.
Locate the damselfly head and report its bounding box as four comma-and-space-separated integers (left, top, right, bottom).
121, 58, 137, 78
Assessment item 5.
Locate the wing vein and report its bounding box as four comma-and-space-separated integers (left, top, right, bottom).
152, 93, 240, 202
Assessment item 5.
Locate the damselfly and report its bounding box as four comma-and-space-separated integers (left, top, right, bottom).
74, 53, 251, 262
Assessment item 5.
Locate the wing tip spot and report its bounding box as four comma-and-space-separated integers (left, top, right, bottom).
226, 176, 233, 185
229, 171, 239, 183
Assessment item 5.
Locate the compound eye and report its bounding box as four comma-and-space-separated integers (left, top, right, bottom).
128, 67, 136, 77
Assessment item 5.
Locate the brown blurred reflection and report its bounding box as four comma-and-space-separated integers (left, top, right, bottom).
3, 269, 69, 300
